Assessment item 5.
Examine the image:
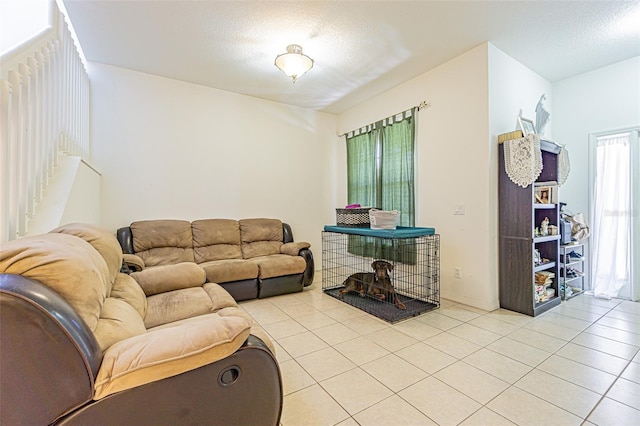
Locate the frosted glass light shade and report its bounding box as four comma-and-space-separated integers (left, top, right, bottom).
274, 44, 313, 83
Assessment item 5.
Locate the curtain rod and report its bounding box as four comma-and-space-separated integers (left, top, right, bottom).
336, 101, 431, 138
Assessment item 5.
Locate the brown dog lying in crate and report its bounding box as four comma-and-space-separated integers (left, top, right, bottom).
339, 260, 406, 310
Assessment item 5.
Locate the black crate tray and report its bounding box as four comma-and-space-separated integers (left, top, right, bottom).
324, 287, 438, 323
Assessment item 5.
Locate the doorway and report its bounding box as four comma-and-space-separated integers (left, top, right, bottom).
589, 129, 639, 301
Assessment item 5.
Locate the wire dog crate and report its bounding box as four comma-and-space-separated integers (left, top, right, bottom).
322, 226, 440, 323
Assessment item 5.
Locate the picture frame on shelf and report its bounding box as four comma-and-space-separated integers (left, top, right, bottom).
518, 117, 537, 136
534, 186, 552, 204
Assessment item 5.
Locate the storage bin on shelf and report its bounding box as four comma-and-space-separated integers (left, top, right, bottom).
335, 207, 373, 227
369, 209, 400, 230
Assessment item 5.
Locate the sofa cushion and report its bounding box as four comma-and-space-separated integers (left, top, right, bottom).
199, 259, 259, 283
111, 273, 148, 318
94, 297, 147, 352
131, 220, 194, 267
50, 222, 124, 293
248, 254, 307, 279
239, 218, 283, 259
131, 262, 206, 297
93, 312, 252, 399
192, 219, 243, 263
0, 233, 109, 331
144, 287, 214, 329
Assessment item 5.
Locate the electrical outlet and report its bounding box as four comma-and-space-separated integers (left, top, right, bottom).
454, 204, 465, 215
455, 267, 461, 279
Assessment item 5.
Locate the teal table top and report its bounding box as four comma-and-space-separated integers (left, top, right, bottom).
323, 225, 436, 238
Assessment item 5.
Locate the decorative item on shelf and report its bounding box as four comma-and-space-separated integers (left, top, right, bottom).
503, 133, 543, 188
548, 225, 558, 235
540, 217, 550, 236
535, 94, 551, 137
535, 187, 552, 204
558, 145, 571, 186
534, 181, 558, 203
274, 44, 314, 83
518, 116, 537, 136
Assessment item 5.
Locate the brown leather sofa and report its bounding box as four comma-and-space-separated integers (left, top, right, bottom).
0, 223, 282, 425
117, 218, 314, 301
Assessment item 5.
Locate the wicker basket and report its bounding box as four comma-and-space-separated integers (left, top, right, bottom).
336, 207, 372, 227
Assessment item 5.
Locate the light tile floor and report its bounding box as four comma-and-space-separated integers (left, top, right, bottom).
239, 283, 640, 426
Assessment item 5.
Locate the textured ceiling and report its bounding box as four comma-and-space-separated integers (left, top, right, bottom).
62, 0, 640, 114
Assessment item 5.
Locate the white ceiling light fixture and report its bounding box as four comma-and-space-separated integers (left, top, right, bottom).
274, 44, 314, 83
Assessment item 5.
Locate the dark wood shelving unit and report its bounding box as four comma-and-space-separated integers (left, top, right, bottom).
498, 134, 562, 316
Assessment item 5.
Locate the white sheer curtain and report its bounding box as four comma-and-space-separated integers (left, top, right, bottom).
591, 133, 631, 298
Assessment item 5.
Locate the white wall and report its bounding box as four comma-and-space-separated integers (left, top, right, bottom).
60, 160, 101, 225
28, 156, 101, 235
89, 63, 338, 258
553, 56, 640, 217
338, 44, 498, 310
488, 45, 554, 141
488, 44, 554, 305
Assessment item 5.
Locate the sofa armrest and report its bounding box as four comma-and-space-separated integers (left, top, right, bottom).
299, 248, 315, 286
55, 333, 282, 426
123, 253, 145, 272
280, 241, 311, 256
0, 274, 102, 425
116, 226, 135, 254
94, 312, 252, 399
282, 222, 294, 243
131, 262, 206, 296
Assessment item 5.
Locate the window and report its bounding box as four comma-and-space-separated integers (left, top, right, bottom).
345, 108, 417, 263
590, 129, 639, 300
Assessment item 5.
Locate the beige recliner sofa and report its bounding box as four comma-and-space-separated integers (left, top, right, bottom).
117, 218, 314, 301
0, 223, 282, 425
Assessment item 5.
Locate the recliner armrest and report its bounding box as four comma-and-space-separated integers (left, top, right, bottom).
300, 248, 314, 286
123, 253, 145, 272
116, 226, 134, 254
280, 241, 311, 256
94, 311, 252, 399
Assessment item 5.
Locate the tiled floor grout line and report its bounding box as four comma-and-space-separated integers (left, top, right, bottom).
570, 297, 639, 424
581, 355, 638, 426
252, 289, 639, 425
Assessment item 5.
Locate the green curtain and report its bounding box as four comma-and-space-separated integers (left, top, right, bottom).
345, 109, 417, 263
381, 109, 415, 227
347, 125, 379, 208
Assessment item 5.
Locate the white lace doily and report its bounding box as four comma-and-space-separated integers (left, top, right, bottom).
504, 134, 542, 188
558, 144, 570, 186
